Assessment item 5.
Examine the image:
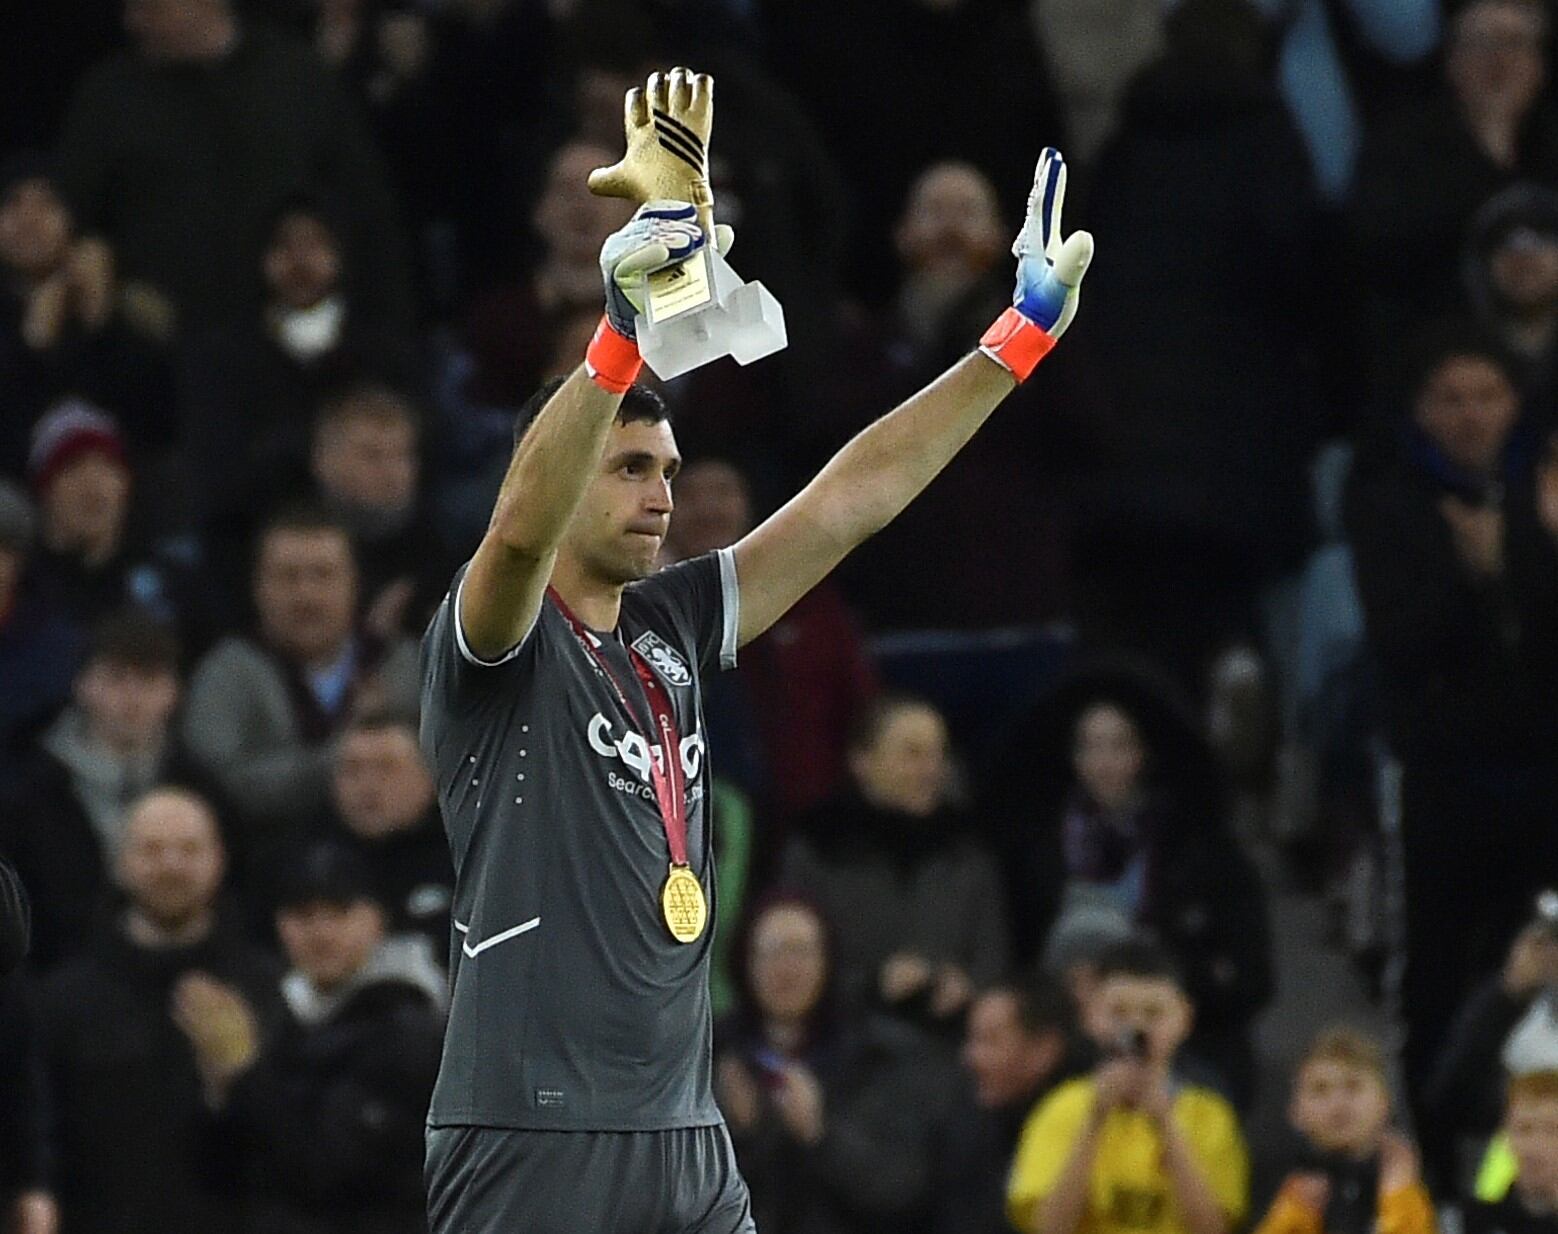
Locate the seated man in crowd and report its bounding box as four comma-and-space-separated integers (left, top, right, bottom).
182, 504, 419, 847
1253, 1027, 1432, 1234
38, 787, 283, 1234
182, 840, 444, 1234
1466, 1072, 1558, 1234
933, 975, 1081, 1234
1007, 939, 1248, 1234
0, 608, 192, 971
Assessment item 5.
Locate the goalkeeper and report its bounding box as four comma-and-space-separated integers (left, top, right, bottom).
419, 68, 1094, 1234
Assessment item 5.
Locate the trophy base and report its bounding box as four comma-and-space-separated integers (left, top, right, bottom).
635, 250, 788, 381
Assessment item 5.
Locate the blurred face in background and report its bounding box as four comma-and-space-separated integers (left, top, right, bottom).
1072, 703, 1147, 813
749, 903, 829, 1024
312, 397, 419, 515
1290, 1058, 1392, 1157
117, 790, 225, 928
895, 161, 1006, 279
1414, 354, 1521, 475
76, 657, 178, 755
0, 178, 71, 280
850, 702, 950, 818
42, 452, 132, 560
277, 899, 384, 992
254, 526, 358, 664
1448, 1, 1547, 121
664, 459, 751, 561
962, 991, 1064, 1110
265, 212, 342, 310
1492, 228, 1558, 313
332, 724, 435, 839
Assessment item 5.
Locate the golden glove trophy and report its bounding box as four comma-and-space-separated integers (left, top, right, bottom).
589, 67, 787, 380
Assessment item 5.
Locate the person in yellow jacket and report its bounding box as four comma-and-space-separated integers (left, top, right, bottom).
1255, 1027, 1434, 1234
1007, 939, 1248, 1234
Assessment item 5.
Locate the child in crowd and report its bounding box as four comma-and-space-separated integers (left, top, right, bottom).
1466, 1071, 1558, 1234
1254, 1027, 1433, 1234
1007, 939, 1248, 1234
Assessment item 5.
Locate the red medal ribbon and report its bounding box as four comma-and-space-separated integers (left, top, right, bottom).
549, 589, 689, 867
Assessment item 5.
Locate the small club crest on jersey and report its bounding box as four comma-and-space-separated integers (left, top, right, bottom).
632, 631, 692, 687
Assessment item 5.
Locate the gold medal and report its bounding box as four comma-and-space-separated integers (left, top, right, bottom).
661, 864, 707, 943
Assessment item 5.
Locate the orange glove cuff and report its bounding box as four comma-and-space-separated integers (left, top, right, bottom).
585, 317, 644, 394
979, 307, 1057, 383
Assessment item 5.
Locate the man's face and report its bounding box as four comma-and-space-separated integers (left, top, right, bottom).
1508, 1095, 1558, 1195
332, 725, 435, 839
1492, 230, 1558, 312
1072, 703, 1146, 813
264, 213, 342, 310
533, 142, 637, 273
76, 659, 179, 752
850, 704, 950, 818
254, 528, 357, 663
117, 792, 225, 928
562, 418, 679, 586
1414, 355, 1521, 474
1084, 974, 1191, 1067
1290, 1059, 1392, 1157
895, 162, 1006, 278
312, 410, 419, 515
1448, 2, 1547, 120
749, 905, 829, 1023
664, 460, 751, 561
0, 179, 71, 280
42, 452, 131, 554
962, 991, 1062, 1110
276, 900, 383, 992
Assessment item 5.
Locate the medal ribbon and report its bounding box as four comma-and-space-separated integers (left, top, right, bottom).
549, 589, 689, 867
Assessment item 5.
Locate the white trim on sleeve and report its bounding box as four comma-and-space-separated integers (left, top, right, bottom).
452, 916, 541, 958
453, 575, 533, 668
716, 547, 739, 670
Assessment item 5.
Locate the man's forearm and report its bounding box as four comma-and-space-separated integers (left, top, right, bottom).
487, 366, 622, 558
806, 353, 1016, 553
1159, 1123, 1230, 1234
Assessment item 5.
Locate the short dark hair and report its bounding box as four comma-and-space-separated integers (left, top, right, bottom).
86, 608, 181, 674
512, 374, 670, 447
987, 970, 1074, 1038
846, 692, 941, 755
253, 500, 357, 576
1092, 938, 1184, 989
315, 380, 422, 438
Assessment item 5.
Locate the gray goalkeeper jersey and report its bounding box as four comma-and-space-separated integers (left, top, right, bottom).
418, 550, 738, 1131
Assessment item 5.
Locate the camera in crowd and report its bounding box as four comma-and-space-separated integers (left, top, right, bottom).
1110, 1026, 1150, 1060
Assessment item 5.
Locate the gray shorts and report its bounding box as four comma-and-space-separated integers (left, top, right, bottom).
425, 1123, 756, 1234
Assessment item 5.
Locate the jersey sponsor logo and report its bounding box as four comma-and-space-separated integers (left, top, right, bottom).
630, 630, 692, 688
587, 712, 705, 786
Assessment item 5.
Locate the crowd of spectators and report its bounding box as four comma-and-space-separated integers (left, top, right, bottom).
3, 0, 1558, 1232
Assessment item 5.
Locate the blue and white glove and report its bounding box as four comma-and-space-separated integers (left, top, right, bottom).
980, 147, 1095, 381
599, 201, 736, 340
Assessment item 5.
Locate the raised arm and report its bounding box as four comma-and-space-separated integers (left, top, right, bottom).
732, 148, 1094, 646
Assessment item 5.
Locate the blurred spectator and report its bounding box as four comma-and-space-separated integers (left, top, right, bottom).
190, 839, 444, 1234
932, 976, 1083, 1234
714, 892, 949, 1233
54, 0, 413, 334
1346, 330, 1558, 1086
785, 695, 1009, 1032
993, 664, 1273, 1109
26, 400, 198, 635
0, 480, 83, 794
1425, 894, 1558, 1182
1074, 0, 1323, 679
1006, 939, 1249, 1234
180, 192, 419, 541
662, 456, 878, 839
182, 505, 420, 843
1464, 1071, 1558, 1234
0, 153, 174, 479
0, 609, 193, 972
0, 972, 52, 1234
313, 713, 452, 958
37, 787, 283, 1234
1252, 1027, 1432, 1234
1352, 0, 1558, 356
1466, 184, 1558, 418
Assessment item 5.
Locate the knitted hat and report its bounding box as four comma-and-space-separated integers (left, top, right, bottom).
27, 399, 129, 494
